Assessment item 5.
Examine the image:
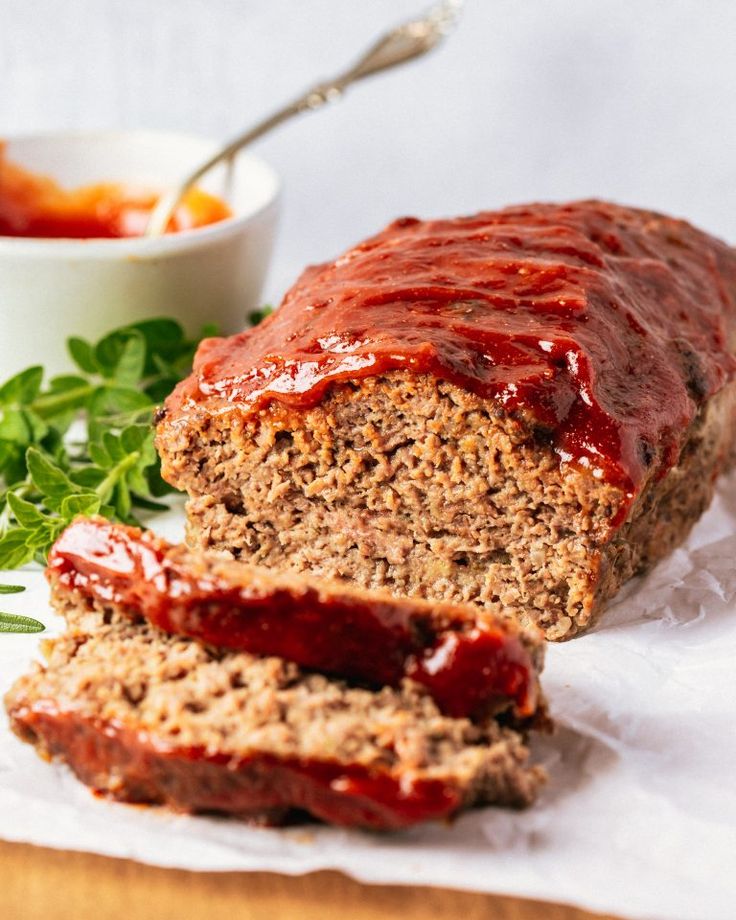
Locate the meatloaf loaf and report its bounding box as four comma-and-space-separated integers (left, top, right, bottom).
157, 200, 736, 640
5, 595, 545, 828
47, 517, 545, 722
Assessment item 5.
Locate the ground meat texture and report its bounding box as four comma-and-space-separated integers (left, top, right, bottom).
47, 518, 545, 723
4, 603, 545, 829
157, 201, 736, 639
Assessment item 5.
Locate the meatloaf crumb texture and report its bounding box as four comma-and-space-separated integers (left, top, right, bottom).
159, 372, 736, 639
5, 598, 544, 828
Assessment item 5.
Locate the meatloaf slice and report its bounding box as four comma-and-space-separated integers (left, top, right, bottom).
5, 603, 544, 829
157, 200, 736, 640
46, 517, 545, 723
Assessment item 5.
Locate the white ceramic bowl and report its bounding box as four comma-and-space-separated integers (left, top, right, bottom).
0, 130, 281, 377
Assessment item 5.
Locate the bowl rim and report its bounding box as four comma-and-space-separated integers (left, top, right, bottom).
0, 128, 282, 258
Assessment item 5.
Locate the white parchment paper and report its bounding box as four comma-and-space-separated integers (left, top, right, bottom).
2, 483, 736, 920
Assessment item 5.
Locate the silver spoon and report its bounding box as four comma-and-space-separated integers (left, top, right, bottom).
145, 0, 464, 237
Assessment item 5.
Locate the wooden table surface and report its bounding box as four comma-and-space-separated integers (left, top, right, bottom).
0, 841, 622, 920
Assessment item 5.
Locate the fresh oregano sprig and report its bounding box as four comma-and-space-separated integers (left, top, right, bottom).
0, 317, 220, 572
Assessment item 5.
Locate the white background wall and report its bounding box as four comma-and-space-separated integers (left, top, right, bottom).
2, 0, 735, 303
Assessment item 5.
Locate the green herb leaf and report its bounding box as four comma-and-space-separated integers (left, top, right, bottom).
0, 529, 36, 570
26, 447, 80, 504
0, 408, 33, 444
0, 366, 44, 406
0, 612, 45, 633
88, 385, 152, 418
112, 332, 147, 387
60, 492, 102, 518
0, 584, 25, 594
67, 337, 99, 375
69, 466, 106, 490
7, 491, 47, 527
130, 318, 185, 371
48, 374, 91, 393
248, 306, 273, 326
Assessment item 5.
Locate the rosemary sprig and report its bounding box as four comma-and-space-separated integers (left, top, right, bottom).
0, 611, 45, 634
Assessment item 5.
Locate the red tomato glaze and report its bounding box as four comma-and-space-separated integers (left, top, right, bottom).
12, 708, 461, 828
47, 518, 539, 722
169, 201, 736, 498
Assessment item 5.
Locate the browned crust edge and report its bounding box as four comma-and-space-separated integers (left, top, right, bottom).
590, 378, 736, 628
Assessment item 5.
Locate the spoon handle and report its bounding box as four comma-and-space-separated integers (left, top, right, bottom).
145, 0, 463, 237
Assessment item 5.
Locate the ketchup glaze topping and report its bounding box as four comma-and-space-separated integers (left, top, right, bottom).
12, 709, 464, 828
48, 518, 540, 722
168, 201, 736, 495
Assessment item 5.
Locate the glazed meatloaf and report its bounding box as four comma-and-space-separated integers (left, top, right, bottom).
47, 517, 545, 722
5, 600, 545, 828
157, 201, 736, 640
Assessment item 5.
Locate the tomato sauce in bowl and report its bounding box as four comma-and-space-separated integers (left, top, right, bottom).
0, 142, 231, 238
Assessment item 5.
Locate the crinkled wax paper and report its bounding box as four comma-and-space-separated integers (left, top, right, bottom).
2, 482, 736, 920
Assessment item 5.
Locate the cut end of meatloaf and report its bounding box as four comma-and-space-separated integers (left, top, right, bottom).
159, 368, 736, 641
158, 372, 625, 640
5, 603, 545, 829
46, 517, 546, 723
